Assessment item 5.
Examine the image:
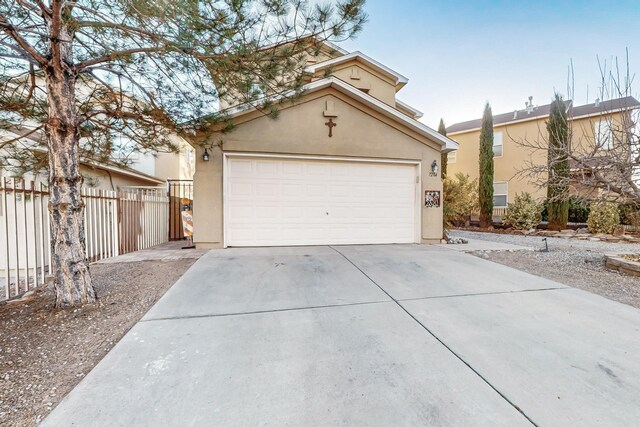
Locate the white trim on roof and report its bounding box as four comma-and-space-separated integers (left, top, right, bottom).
304, 51, 409, 87
569, 106, 640, 122
395, 99, 423, 119
322, 40, 349, 55
223, 77, 458, 152
447, 114, 552, 136
83, 161, 165, 184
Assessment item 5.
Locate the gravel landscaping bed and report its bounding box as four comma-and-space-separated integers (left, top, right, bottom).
451, 229, 640, 309
0, 258, 197, 427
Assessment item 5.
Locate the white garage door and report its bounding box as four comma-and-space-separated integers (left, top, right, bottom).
225, 156, 419, 247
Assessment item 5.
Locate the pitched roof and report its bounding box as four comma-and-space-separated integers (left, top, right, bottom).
446, 96, 640, 134
446, 100, 570, 134
304, 51, 409, 89
570, 96, 640, 118
395, 99, 424, 119
222, 76, 458, 152
2, 127, 165, 184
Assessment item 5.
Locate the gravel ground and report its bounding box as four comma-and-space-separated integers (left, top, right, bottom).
0, 258, 197, 427
451, 229, 640, 309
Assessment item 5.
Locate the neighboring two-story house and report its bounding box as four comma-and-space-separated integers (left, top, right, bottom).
446, 96, 640, 210
189, 40, 458, 248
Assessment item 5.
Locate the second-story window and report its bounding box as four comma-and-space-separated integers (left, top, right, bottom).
447, 151, 457, 163
493, 131, 503, 157
594, 120, 614, 150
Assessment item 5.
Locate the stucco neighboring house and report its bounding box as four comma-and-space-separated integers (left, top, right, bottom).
189, 41, 458, 249
0, 127, 195, 189
446, 96, 640, 208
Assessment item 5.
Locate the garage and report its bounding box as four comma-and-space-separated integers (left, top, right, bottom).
224, 155, 419, 247
191, 73, 456, 249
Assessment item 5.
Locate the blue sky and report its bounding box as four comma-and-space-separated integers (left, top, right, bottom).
339, 0, 639, 128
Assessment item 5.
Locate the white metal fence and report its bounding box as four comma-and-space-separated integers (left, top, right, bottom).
1, 179, 169, 301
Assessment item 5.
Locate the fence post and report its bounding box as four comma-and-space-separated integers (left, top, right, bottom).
113, 192, 120, 257
2, 177, 9, 300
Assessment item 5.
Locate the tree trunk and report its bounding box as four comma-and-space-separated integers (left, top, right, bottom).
44, 64, 96, 307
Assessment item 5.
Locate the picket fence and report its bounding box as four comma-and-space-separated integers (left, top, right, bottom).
0, 179, 169, 301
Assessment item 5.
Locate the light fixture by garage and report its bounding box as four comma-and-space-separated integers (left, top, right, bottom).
202, 147, 210, 161
430, 160, 438, 176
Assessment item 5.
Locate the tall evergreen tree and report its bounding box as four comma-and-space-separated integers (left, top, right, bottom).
438, 118, 448, 178
546, 93, 570, 230
478, 102, 494, 228
0, 0, 366, 307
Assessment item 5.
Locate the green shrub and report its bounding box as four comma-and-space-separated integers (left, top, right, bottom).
503, 192, 542, 230
541, 196, 590, 223
618, 203, 640, 226
443, 173, 479, 227
587, 202, 620, 234
568, 197, 590, 223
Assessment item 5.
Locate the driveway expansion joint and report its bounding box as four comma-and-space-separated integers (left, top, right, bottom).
396, 286, 569, 302
328, 245, 539, 427
141, 299, 392, 322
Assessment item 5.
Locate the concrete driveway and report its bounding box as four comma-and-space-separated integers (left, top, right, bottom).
43, 245, 640, 426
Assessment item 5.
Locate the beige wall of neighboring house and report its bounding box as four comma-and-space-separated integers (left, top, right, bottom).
153, 137, 196, 181
80, 164, 165, 190
446, 98, 638, 207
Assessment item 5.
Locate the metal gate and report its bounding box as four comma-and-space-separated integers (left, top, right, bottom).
167, 179, 193, 240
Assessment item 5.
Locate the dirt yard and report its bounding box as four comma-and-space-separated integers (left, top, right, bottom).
451, 230, 640, 309
0, 258, 196, 427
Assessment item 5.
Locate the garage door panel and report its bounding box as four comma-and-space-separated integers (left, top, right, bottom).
307, 163, 330, 175
225, 157, 418, 247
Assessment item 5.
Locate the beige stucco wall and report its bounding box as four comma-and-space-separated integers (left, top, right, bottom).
312, 61, 398, 107
192, 88, 444, 248
447, 119, 548, 201
447, 111, 627, 203
80, 165, 163, 191
154, 136, 196, 181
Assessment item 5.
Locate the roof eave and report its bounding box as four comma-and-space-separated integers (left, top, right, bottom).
304, 51, 409, 88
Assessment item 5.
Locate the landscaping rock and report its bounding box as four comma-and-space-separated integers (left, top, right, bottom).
450, 229, 640, 311
447, 238, 468, 244
613, 226, 626, 237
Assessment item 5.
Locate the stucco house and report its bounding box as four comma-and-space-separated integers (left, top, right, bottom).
446, 96, 640, 209
189, 41, 458, 248
1, 126, 195, 190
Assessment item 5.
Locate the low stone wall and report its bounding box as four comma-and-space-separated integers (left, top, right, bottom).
605, 254, 640, 277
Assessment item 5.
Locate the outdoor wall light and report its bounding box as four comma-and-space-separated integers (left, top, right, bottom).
202, 148, 210, 162
430, 160, 439, 176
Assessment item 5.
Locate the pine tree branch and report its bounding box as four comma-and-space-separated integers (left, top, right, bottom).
0, 125, 44, 148
77, 46, 166, 70
75, 20, 164, 39
0, 14, 47, 64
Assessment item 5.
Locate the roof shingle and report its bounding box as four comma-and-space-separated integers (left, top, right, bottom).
446, 96, 640, 134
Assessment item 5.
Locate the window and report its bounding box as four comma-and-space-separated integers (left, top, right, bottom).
493, 181, 508, 207
447, 150, 457, 163
249, 82, 264, 99
594, 120, 613, 150
493, 131, 503, 157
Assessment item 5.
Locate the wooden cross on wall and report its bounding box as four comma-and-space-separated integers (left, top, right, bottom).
325, 118, 337, 137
